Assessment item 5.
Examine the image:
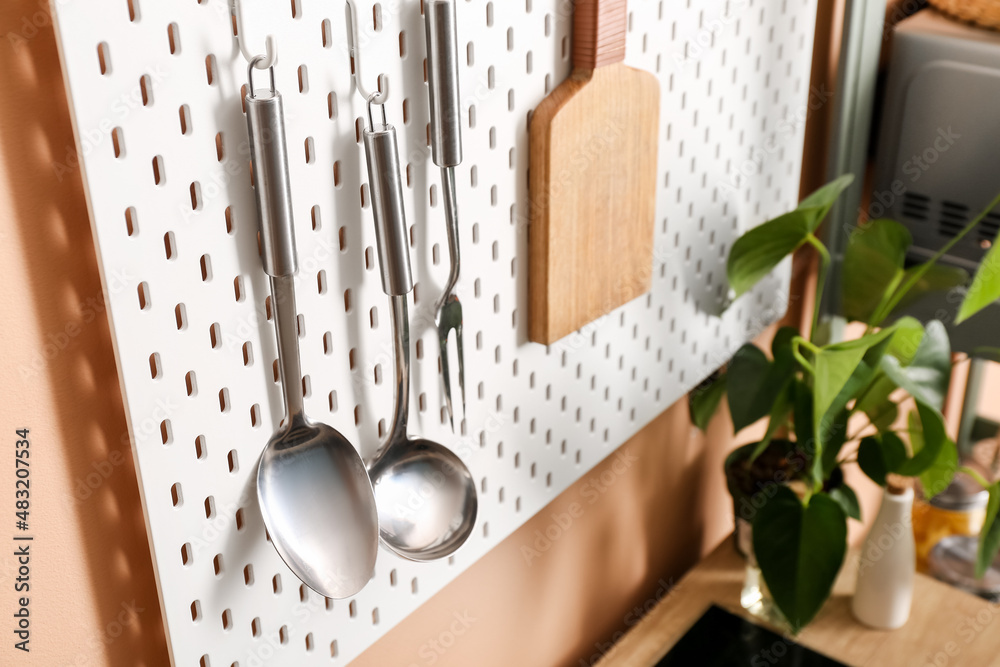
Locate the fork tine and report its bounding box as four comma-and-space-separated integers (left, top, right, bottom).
439, 329, 455, 432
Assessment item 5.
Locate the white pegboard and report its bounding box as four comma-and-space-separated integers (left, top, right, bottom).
51, 0, 815, 664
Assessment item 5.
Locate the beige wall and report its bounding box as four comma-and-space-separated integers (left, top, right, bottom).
0, 1, 854, 665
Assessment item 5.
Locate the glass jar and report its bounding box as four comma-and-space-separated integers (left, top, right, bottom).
913, 475, 988, 573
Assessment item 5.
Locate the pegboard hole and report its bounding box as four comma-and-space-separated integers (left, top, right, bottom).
181, 543, 193, 567
243, 342, 254, 367
151, 155, 165, 185
272, 574, 282, 594
185, 371, 198, 397
305, 632, 314, 651
349, 601, 357, 617
194, 435, 207, 460
243, 564, 254, 586
251, 617, 262, 638
219, 387, 231, 413
213, 554, 224, 576
148, 352, 162, 379
190, 599, 201, 621
330, 641, 339, 658
190, 182, 202, 210
328, 92, 338, 119
199, 656, 209, 667
304, 136, 315, 164
372, 3, 383, 31
160, 419, 172, 445
250, 403, 261, 427
124, 206, 138, 236
222, 608, 233, 630
170, 482, 183, 507
167, 23, 181, 54
97, 42, 111, 75
209, 322, 221, 349
235, 507, 245, 530
179, 104, 192, 135
111, 127, 125, 158
290, 0, 301, 18
227, 450, 239, 474
163, 231, 176, 259
225, 206, 235, 234
322, 19, 333, 47
333, 161, 342, 187
298, 65, 309, 93
127, 0, 139, 22
311, 205, 322, 230
205, 55, 217, 86
201, 254, 213, 281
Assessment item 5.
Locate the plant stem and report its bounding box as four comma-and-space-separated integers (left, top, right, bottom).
804, 233, 831, 342
792, 337, 817, 375
959, 465, 993, 490
872, 190, 1000, 324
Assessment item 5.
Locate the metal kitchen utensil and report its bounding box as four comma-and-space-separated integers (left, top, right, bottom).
362, 98, 477, 560
246, 60, 379, 598
424, 0, 466, 431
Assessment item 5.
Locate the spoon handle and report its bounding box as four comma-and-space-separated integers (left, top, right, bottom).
245, 66, 305, 422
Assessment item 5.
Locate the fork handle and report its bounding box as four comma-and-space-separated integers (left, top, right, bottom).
440, 165, 461, 297
424, 0, 463, 167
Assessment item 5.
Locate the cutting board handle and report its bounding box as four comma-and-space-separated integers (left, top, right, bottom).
573, 0, 628, 70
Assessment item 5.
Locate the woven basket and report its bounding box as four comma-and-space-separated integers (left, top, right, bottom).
929, 0, 1000, 30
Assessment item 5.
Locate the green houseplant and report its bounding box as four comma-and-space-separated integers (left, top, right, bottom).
690, 174, 1000, 632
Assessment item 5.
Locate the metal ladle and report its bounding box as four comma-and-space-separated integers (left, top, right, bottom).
247, 60, 379, 597
362, 99, 478, 560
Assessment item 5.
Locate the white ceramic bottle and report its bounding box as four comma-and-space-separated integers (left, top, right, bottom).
852, 478, 915, 629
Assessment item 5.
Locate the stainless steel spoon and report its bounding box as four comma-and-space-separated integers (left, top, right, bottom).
246, 60, 379, 597
362, 100, 478, 561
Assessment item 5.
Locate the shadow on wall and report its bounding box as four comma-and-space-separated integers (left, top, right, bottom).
353, 399, 742, 667
0, 3, 169, 665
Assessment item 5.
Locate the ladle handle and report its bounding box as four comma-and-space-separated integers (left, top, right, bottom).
246, 71, 304, 421
363, 122, 413, 296
363, 111, 413, 448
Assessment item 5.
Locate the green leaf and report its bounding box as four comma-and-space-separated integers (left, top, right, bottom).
797, 174, 856, 218
884, 316, 925, 366
976, 482, 1000, 579
880, 320, 951, 411
813, 328, 896, 430
727, 211, 815, 297
689, 372, 727, 431
908, 410, 957, 499
726, 176, 854, 297
958, 232, 1000, 324
857, 433, 907, 486
829, 484, 862, 521
897, 402, 947, 477
793, 379, 814, 458
753, 487, 848, 633
820, 409, 850, 477
727, 345, 771, 432
841, 219, 911, 325
889, 264, 968, 317
750, 382, 795, 463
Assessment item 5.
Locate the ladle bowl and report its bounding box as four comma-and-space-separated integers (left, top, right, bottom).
368, 437, 477, 561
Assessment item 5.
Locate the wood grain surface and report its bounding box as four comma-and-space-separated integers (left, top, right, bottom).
528, 52, 659, 344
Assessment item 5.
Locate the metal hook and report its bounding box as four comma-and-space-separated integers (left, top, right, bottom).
366, 92, 388, 130
232, 0, 277, 69
247, 55, 276, 99
346, 0, 389, 105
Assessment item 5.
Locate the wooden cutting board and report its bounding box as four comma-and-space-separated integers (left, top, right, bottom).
528, 0, 660, 344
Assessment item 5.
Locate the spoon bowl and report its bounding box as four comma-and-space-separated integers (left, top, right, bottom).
258, 418, 379, 596
368, 437, 477, 561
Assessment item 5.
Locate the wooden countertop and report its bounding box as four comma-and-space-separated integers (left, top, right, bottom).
596, 537, 1000, 667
